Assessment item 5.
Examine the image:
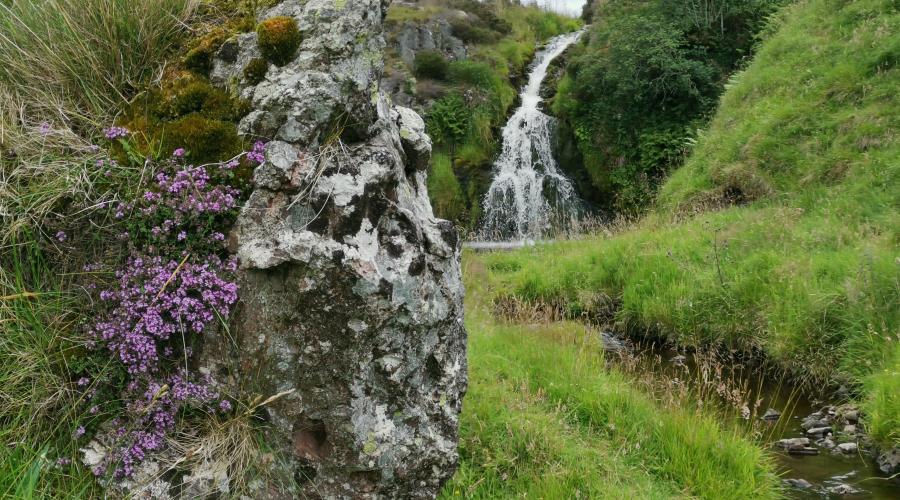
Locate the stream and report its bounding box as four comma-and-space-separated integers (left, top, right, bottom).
603, 336, 899, 498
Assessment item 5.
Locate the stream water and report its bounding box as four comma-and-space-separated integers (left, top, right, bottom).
478, 31, 585, 241
603, 337, 899, 499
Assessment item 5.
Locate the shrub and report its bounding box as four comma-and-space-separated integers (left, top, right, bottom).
243, 57, 269, 84
413, 50, 449, 80
426, 94, 469, 149
184, 30, 227, 74
257, 15, 301, 66
450, 19, 501, 44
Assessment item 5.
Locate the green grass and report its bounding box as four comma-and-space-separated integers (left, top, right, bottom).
440, 256, 780, 499
0, 238, 100, 498
479, 0, 900, 447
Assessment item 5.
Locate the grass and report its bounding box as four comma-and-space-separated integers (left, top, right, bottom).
0, 0, 197, 245
479, 0, 900, 447
0, 238, 100, 498
439, 254, 780, 499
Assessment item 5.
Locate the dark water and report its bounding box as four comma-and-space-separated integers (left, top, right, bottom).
602, 336, 899, 499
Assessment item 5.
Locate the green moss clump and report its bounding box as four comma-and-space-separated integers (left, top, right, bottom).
243, 57, 269, 85
184, 30, 227, 74
257, 16, 301, 66
161, 114, 243, 164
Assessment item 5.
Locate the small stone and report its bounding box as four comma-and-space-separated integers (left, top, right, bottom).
843, 410, 859, 423
877, 446, 900, 475
783, 478, 813, 489
761, 408, 781, 421
826, 483, 862, 495
820, 437, 836, 449
837, 442, 858, 454
843, 424, 857, 434
807, 426, 832, 436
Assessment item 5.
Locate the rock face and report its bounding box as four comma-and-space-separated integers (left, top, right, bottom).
395, 18, 466, 66
202, 1, 467, 498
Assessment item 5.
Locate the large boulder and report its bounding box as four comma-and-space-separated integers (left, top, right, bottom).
201, 0, 467, 498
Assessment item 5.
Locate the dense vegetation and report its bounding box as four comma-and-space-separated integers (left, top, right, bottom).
553, 0, 784, 213
386, 0, 580, 230
489, 0, 899, 449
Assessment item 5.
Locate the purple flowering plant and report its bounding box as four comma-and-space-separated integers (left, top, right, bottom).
71, 132, 267, 478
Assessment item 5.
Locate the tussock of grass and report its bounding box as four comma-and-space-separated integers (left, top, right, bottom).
441, 256, 780, 499
482, 0, 899, 447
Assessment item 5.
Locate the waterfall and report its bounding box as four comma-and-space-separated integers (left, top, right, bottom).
478, 30, 584, 241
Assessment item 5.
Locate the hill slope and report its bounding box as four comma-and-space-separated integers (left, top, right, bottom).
486, 0, 899, 448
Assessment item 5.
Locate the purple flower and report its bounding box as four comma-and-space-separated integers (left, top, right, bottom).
74, 426, 85, 438
177, 231, 187, 241
173, 148, 186, 158
77, 377, 90, 386
56, 457, 72, 466
55, 231, 67, 242
247, 141, 266, 164
104, 126, 130, 140
219, 399, 232, 413
39, 122, 51, 136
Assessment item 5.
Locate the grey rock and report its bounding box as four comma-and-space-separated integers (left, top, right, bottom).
775, 437, 811, 451
877, 446, 900, 475
807, 426, 833, 437
836, 442, 858, 454
826, 483, 862, 495
201, 1, 467, 498
396, 19, 466, 66
210, 32, 263, 96
843, 424, 857, 434
783, 478, 813, 489
761, 408, 780, 421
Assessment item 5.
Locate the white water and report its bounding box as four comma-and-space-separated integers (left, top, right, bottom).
479, 30, 585, 241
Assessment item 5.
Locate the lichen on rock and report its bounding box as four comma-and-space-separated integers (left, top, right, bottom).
198, 0, 467, 498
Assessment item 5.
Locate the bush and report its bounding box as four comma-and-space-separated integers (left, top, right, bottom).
426, 94, 469, 149
413, 50, 449, 80
257, 15, 301, 66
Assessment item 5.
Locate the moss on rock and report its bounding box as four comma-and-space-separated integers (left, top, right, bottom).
257, 16, 301, 66
243, 57, 269, 85
184, 29, 228, 75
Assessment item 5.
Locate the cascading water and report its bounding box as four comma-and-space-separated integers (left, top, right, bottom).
479, 30, 585, 241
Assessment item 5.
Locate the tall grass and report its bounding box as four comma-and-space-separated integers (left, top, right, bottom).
0, 0, 196, 245
0, 0, 196, 130
0, 237, 100, 498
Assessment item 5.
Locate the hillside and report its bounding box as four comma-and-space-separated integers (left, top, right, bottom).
486, 0, 899, 451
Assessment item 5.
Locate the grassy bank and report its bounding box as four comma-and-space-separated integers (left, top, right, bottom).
484, 0, 899, 447
439, 254, 780, 498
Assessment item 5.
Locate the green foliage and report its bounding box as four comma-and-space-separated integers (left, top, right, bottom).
426, 94, 469, 149
243, 57, 269, 85
413, 50, 449, 80
556, 0, 782, 213
257, 15, 301, 66
484, 0, 900, 449
162, 114, 243, 163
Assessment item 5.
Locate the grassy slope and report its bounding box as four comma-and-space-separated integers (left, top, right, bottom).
485, 0, 899, 447
440, 255, 779, 499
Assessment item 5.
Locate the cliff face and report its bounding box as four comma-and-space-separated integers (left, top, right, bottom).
203, 1, 467, 497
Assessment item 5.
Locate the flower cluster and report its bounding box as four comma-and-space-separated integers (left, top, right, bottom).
94, 255, 237, 374
80, 145, 248, 478
104, 126, 130, 140
247, 140, 266, 164
95, 371, 218, 478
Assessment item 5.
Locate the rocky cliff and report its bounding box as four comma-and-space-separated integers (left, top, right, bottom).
202, 0, 467, 497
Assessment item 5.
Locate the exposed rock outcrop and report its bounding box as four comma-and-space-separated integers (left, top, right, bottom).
202, 0, 467, 498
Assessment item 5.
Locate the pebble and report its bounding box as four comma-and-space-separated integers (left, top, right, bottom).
761, 408, 781, 421
807, 426, 832, 437
783, 478, 813, 489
